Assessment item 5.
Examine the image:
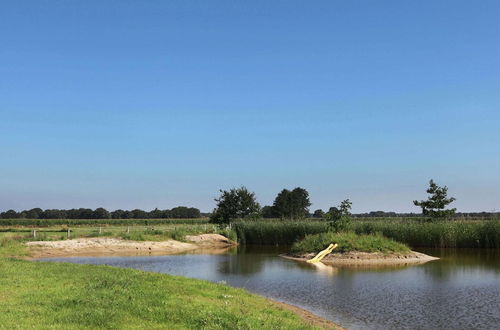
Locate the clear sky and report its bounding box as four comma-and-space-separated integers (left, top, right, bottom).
1, 1, 499, 213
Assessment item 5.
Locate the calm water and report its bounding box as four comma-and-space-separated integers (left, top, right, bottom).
42, 247, 500, 329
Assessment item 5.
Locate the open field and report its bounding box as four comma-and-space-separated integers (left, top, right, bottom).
0, 222, 236, 243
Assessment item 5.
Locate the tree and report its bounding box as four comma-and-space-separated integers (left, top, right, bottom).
414, 179, 456, 220
261, 205, 278, 218
210, 186, 261, 224
272, 187, 311, 219
326, 199, 352, 232
92, 207, 110, 219
312, 209, 325, 218
0, 209, 20, 219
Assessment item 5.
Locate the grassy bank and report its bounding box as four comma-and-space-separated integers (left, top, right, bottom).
234, 219, 500, 248
291, 232, 410, 254
0, 258, 325, 329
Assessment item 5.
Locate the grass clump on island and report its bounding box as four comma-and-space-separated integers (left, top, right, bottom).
291, 232, 410, 255
0, 258, 323, 330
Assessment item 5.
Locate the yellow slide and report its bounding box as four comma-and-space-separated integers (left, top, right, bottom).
306, 243, 338, 263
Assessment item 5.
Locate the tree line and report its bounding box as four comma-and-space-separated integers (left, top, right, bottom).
0, 206, 202, 219
210, 180, 466, 224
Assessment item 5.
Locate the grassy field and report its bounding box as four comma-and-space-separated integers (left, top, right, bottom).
0, 257, 324, 329
234, 219, 500, 248
291, 232, 410, 254
0, 223, 237, 244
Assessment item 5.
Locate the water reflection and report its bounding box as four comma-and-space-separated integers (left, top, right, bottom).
40, 247, 500, 330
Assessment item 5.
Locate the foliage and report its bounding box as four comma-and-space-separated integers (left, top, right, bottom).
326, 199, 352, 232
272, 187, 311, 220
414, 179, 456, 220
261, 205, 279, 218
0, 259, 319, 329
291, 232, 410, 254
210, 187, 261, 224
312, 209, 325, 218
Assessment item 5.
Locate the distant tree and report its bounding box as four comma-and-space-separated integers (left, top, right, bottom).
326, 199, 352, 232
25, 208, 43, 219
149, 208, 163, 219
41, 209, 67, 219
170, 206, 201, 218
131, 209, 148, 219
210, 186, 261, 224
272, 187, 311, 219
414, 179, 456, 220
261, 205, 278, 218
1, 209, 20, 219
92, 207, 110, 219
312, 209, 325, 218
111, 209, 126, 219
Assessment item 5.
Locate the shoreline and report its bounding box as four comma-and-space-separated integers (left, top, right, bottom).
282, 250, 439, 267
23, 235, 342, 329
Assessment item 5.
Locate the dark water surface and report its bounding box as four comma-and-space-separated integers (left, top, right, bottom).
42, 247, 500, 329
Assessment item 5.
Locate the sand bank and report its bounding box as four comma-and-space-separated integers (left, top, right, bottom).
27, 234, 235, 258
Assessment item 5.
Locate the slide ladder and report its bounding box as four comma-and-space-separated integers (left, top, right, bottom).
306, 243, 338, 263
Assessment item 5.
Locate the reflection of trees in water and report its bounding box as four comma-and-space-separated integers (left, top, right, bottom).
217, 254, 266, 275
421, 248, 500, 280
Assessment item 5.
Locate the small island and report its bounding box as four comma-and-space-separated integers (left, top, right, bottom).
284, 232, 438, 267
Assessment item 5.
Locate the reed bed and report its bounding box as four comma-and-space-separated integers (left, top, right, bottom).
233, 220, 328, 245
350, 219, 500, 248
233, 219, 500, 248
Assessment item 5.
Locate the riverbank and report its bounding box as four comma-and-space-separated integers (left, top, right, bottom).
25, 234, 235, 258
1, 235, 341, 329
0, 258, 340, 329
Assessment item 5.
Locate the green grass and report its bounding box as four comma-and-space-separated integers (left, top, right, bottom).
291, 232, 410, 254
0, 258, 321, 329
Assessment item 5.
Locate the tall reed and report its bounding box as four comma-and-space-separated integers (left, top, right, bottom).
233, 219, 500, 248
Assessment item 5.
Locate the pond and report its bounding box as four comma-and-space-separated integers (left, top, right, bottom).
41, 247, 500, 329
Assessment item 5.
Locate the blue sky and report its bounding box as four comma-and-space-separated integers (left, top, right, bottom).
1, 1, 499, 212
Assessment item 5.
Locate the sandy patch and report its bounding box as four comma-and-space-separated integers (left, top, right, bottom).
27, 234, 235, 259
283, 251, 438, 267
185, 233, 233, 245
